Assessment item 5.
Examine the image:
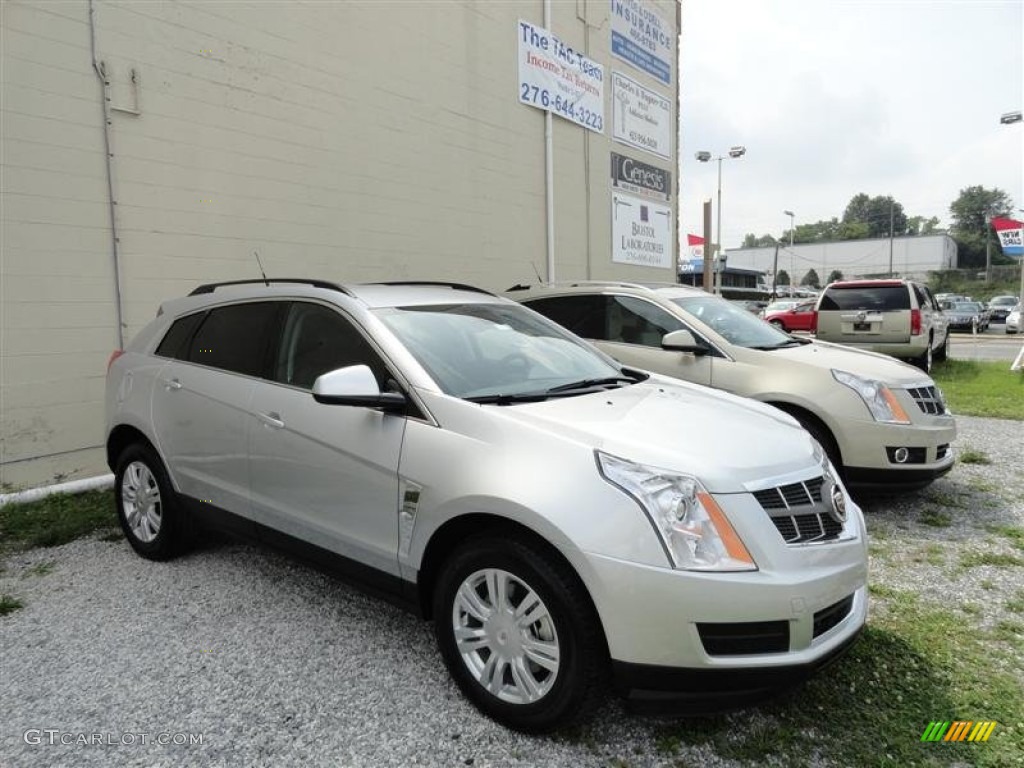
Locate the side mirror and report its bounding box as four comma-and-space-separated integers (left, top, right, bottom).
312, 365, 406, 412
661, 329, 707, 355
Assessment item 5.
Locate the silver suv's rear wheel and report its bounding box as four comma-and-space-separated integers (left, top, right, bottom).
114, 444, 191, 560
433, 535, 605, 732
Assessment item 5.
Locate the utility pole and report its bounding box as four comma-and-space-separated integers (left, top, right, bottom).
985, 211, 992, 283
771, 240, 780, 300
701, 200, 713, 293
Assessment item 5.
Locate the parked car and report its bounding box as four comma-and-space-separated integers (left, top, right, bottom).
763, 300, 817, 332
1006, 303, 1022, 334
945, 301, 989, 332
988, 295, 1020, 323
508, 282, 956, 493
813, 279, 949, 372
106, 279, 868, 732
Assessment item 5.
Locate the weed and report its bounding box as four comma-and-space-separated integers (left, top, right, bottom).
0, 594, 24, 616
918, 508, 952, 528
960, 552, 1024, 569
958, 448, 991, 465
22, 561, 56, 578
0, 490, 116, 550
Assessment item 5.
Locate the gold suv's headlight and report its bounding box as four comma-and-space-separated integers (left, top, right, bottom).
832, 370, 911, 424
597, 452, 756, 572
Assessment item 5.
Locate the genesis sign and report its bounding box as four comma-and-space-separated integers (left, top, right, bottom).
611, 153, 671, 201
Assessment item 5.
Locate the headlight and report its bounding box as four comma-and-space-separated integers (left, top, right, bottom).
597, 452, 756, 572
832, 370, 911, 424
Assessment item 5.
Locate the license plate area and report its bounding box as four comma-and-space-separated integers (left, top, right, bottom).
853, 322, 871, 331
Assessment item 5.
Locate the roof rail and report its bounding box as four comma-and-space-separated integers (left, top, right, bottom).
188, 278, 352, 296
364, 281, 496, 296
511, 280, 687, 291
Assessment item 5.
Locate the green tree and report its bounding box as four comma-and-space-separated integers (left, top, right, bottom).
827, 269, 844, 283
801, 269, 821, 288
906, 215, 941, 236
842, 193, 908, 238
776, 269, 791, 286
949, 186, 1014, 268
742, 233, 776, 248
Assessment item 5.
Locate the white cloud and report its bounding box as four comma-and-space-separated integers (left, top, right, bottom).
679, 0, 1024, 246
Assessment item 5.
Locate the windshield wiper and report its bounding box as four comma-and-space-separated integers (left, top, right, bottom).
464, 391, 552, 405
749, 339, 805, 350
545, 375, 639, 393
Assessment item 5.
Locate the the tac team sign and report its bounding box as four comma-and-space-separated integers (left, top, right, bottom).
612, 72, 671, 159
518, 20, 605, 133
612, 191, 672, 269
610, 0, 673, 86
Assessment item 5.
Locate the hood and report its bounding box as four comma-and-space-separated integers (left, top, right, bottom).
748, 339, 934, 386
482, 377, 822, 493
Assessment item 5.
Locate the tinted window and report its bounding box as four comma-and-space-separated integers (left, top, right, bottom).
155, 312, 204, 359
818, 285, 910, 311
607, 296, 683, 346
912, 284, 927, 309
185, 302, 279, 376
273, 303, 388, 389
522, 295, 605, 339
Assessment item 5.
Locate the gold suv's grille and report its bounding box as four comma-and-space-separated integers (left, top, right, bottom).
906, 385, 946, 415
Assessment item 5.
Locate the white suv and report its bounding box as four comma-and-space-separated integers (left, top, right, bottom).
813, 279, 949, 372
106, 280, 867, 732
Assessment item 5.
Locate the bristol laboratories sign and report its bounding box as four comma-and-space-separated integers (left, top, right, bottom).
610, 0, 673, 85
611, 153, 671, 201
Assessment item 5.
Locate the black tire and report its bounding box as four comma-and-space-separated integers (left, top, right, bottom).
433, 534, 605, 733
776, 406, 843, 479
114, 443, 191, 561
933, 332, 949, 363
769, 319, 785, 330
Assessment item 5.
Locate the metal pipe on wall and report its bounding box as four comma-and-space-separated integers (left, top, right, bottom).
89, 0, 126, 349
544, 0, 555, 284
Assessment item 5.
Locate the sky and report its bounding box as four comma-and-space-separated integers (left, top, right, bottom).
679, 0, 1024, 249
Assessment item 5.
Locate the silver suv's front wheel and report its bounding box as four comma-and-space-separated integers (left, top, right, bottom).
433, 535, 605, 732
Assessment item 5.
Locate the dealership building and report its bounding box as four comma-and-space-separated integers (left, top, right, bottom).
1, 0, 681, 488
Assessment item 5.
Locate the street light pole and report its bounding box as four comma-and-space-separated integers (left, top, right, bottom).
784, 210, 795, 294
696, 146, 746, 295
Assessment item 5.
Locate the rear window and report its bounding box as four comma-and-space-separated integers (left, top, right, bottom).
185, 302, 280, 377
818, 285, 910, 311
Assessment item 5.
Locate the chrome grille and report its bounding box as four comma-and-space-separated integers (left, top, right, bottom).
906, 385, 946, 415
752, 476, 843, 544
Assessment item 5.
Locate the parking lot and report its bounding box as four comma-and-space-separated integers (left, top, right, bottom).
2, 415, 1021, 768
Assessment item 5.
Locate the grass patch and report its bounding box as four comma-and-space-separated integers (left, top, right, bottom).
930, 360, 1024, 420
957, 448, 991, 465
655, 589, 1022, 767
22, 561, 56, 578
992, 620, 1024, 643
918, 508, 952, 528
960, 552, 1024, 569
0, 594, 24, 616
0, 490, 117, 551
1007, 591, 1024, 614
987, 525, 1024, 552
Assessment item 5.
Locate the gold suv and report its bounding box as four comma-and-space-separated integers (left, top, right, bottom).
510, 282, 957, 493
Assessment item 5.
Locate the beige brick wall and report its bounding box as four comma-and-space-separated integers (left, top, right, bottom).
1, 0, 680, 489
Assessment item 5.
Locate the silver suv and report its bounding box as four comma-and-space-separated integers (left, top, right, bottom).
813, 279, 949, 372
106, 280, 867, 732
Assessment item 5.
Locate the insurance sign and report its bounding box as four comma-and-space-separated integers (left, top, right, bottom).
610, 0, 673, 85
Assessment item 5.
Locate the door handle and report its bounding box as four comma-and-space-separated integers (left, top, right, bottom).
163, 378, 182, 391
257, 411, 285, 429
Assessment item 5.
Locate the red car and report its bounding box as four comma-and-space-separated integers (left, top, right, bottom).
764, 301, 817, 332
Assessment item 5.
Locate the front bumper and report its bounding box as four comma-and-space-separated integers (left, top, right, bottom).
835, 414, 956, 490
580, 490, 868, 704
612, 627, 862, 712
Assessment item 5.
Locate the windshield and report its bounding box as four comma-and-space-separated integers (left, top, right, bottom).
953, 302, 982, 312
670, 296, 797, 349
374, 302, 626, 399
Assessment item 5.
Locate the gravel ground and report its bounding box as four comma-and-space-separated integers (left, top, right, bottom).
1, 415, 1021, 768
